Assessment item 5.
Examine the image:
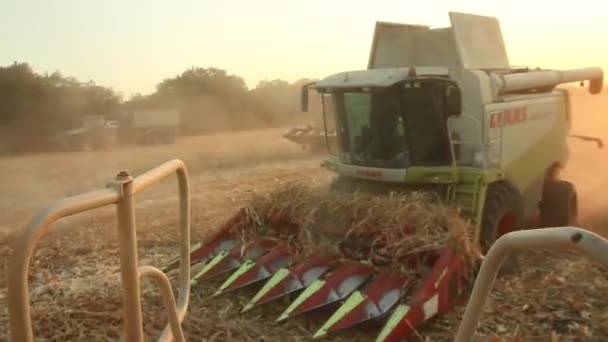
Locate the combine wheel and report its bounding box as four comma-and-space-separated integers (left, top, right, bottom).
539, 180, 578, 227
479, 181, 524, 275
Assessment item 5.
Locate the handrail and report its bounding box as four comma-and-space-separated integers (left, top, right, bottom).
7, 158, 191, 342
7, 189, 121, 342
131, 159, 191, 342
447, 113, 484, 167
455, 227, 608, 342
138, 266, 185, 342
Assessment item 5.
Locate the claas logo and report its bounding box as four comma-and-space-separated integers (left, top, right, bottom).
489, 107, 528, 128
356, 169, 383, 178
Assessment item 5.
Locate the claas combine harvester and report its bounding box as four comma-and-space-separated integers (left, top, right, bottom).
163, 12, 604, 340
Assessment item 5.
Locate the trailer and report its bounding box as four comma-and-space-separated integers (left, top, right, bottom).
128, 109, 180, 145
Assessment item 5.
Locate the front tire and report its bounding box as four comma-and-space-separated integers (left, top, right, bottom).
479, 181, 525, 276
539, 180, 578, 227
480, 181, 525, 250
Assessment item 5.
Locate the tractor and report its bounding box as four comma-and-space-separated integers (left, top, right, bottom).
163, 12, 604, 341
282, 125, 338, 154
282, 125, 330, 153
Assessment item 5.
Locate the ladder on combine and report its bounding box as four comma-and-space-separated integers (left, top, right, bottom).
449, 176, 486, 228
6, 159, 608, 341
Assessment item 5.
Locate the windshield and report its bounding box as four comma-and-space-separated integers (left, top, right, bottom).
327, 80, 452, 168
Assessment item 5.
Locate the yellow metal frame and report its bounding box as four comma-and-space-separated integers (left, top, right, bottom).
7, 159, 192, 342
455, 227, 608, 341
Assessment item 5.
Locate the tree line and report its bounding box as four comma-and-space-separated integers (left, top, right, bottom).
0, 62, 323, 153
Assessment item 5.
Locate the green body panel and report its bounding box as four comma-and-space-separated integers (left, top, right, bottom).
323, 158, 504, 185
449, 179, 489, 239
322, 158, 504, 240
501, 113, 568, 213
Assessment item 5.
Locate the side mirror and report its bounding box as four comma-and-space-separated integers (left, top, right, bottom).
446, 85, 462, 116
300, 81, 317, 112
301, 85, 309, 112
589, 76, 603, 94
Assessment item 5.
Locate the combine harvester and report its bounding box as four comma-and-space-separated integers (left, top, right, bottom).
282, 125, 332, 153
7, 11, 608, 342
163, 12, 606, 340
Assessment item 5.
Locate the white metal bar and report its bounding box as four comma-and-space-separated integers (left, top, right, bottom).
134, 159, 191, 342
115, 172, 144, 342
138, 266, 185, 342
455, 227, 608, 342
132, 159, 187, 194
132, 159, 191, 342
7, 189, 121, 342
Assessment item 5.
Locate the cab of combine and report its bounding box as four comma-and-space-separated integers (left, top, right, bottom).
307, 67, 461, 171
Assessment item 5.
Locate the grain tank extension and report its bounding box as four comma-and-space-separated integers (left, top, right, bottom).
166, 12, 603, 341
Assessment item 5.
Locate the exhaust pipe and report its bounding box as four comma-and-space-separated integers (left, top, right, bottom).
492, 67, 603, 94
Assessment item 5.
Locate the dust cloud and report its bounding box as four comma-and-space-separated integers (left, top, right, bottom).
0, 126, 322, 237
561, 86, 608, 234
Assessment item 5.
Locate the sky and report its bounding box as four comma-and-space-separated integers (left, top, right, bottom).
1, 0, 607, 98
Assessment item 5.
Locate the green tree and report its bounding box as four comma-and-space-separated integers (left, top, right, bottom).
124, 69, 323, 133
0, 62, 121, 152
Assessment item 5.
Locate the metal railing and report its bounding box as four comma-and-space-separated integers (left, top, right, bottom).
447, 114, 486, 167
7, 159, 191, 342
455, 227, 608, 342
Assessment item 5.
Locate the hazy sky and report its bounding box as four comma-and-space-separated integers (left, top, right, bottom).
1, 0, 606, 98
